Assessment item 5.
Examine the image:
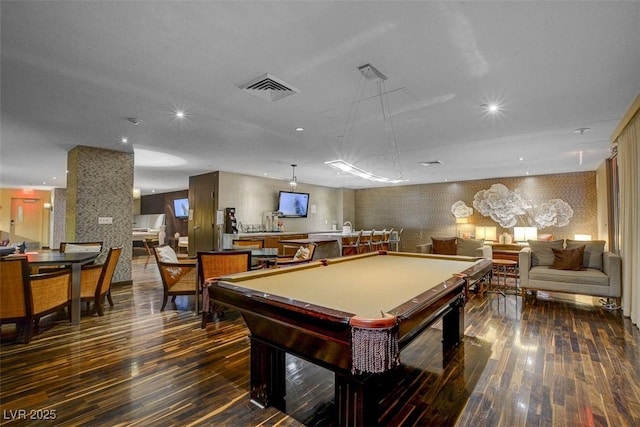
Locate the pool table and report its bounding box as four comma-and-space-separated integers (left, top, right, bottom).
209, 251, 492, 426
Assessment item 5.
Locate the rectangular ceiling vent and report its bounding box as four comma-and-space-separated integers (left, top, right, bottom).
239, 73, 299, 102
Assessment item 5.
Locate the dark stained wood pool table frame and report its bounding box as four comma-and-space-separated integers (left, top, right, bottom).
209, 251, 493, 426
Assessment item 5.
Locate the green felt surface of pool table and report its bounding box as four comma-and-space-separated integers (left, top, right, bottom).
217, 251, 486, 319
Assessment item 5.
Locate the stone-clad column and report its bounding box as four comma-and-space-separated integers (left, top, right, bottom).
66, 146, 133, 283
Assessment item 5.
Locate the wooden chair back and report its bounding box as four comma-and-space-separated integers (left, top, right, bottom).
0, 257, 32, 341
29, 269, 72, 326
96, 247, 121, 300
381, 228, 393, 250
80, 247, 122, 315
152, 245, 197, 311
232, 239, 264, 249
341, 231, 362, 256
2, 257, 73, 343
60, 241, 104, 253
371, 229, 386, 251
275, 243, 318, 267
197, 251, 251, 286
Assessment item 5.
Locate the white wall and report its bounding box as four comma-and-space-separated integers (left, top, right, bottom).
217, 171, 343, 232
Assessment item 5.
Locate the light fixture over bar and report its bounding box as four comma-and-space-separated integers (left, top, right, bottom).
325, 159, 407, 184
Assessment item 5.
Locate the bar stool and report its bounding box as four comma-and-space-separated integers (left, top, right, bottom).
359, 230, 373, 253
370, 229, 384, 251
380, 228, 393, 251
342, 231, 362, 256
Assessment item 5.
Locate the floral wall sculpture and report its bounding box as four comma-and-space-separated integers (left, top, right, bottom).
450, 200, 473, 219
473, 183, 573, 229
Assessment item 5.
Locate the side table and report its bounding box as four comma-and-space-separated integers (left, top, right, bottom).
492, 258, 518, 293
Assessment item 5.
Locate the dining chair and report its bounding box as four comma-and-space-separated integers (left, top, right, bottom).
1, 256, 75, 343
275, 243, 317, 267
0, 257, 33, 343
79, 247, 122, 316
29, 268, 73, 338
60, 241, 104, 253
197, 251, 252, 327
153, 245, 197, 311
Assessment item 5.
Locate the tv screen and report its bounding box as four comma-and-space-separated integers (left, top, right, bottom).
278, 191, 309, 218
173, 198, 189, 218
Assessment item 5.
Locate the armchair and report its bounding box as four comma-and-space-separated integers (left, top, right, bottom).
153, 245, 197, 311
274, 243, 317, 267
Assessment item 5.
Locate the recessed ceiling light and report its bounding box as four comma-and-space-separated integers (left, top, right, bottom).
127, 117, 142, 125
481, 103, 500, 113
574, 127, 590, 135
121, 137, 128, 143
519, 157, 524, 162
419, 160, 443, 167
295, 127, 304, 132
175, 110, 185, 119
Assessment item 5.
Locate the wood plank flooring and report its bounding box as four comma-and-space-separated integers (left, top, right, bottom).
1, 254, 639, 426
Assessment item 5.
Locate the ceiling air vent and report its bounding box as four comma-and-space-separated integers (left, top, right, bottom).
239, 73, 299, 102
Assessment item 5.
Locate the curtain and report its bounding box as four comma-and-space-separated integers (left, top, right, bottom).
617, 108, 640, 326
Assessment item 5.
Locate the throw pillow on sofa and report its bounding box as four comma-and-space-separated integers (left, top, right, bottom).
565, 239, 605, 270
527, 239, 564, 266
431, 237, 457, 255
456, 238, 484, 257
550, 246, 585, 271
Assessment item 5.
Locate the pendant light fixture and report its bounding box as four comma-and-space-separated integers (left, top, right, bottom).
289, 164, 298, 191
326, 63, 407, 184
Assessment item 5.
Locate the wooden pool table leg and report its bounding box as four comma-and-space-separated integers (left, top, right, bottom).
335, 371, 377, 427
441, 294, 465, 350
249, 336, 286, 411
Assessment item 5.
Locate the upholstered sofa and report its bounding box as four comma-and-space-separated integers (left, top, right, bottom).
519, 239, 621, 303
416, 237, 493, 258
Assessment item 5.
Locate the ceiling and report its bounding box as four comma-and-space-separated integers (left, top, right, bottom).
1, 1, 639, 195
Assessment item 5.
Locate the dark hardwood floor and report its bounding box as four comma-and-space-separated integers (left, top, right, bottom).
1, 253, 639, 426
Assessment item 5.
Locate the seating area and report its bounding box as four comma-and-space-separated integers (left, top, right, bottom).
519, 239, 622, 304
0, 241, 124, 342
416, 237, 493, 258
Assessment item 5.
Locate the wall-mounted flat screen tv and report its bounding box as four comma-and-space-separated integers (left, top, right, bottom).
278, 191, 309, 218
173, 198, 189, 218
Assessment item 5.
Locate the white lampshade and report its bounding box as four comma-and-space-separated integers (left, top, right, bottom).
475, 226, 497, 241
573, 234, 592, 241
514, 227, 538, 242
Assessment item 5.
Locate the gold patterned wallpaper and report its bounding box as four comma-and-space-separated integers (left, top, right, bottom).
354, 172, 597, 252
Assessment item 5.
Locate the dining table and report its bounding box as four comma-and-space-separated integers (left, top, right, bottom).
26, 251, 100, 326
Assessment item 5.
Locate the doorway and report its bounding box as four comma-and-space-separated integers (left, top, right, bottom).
10, 198, 45, 249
